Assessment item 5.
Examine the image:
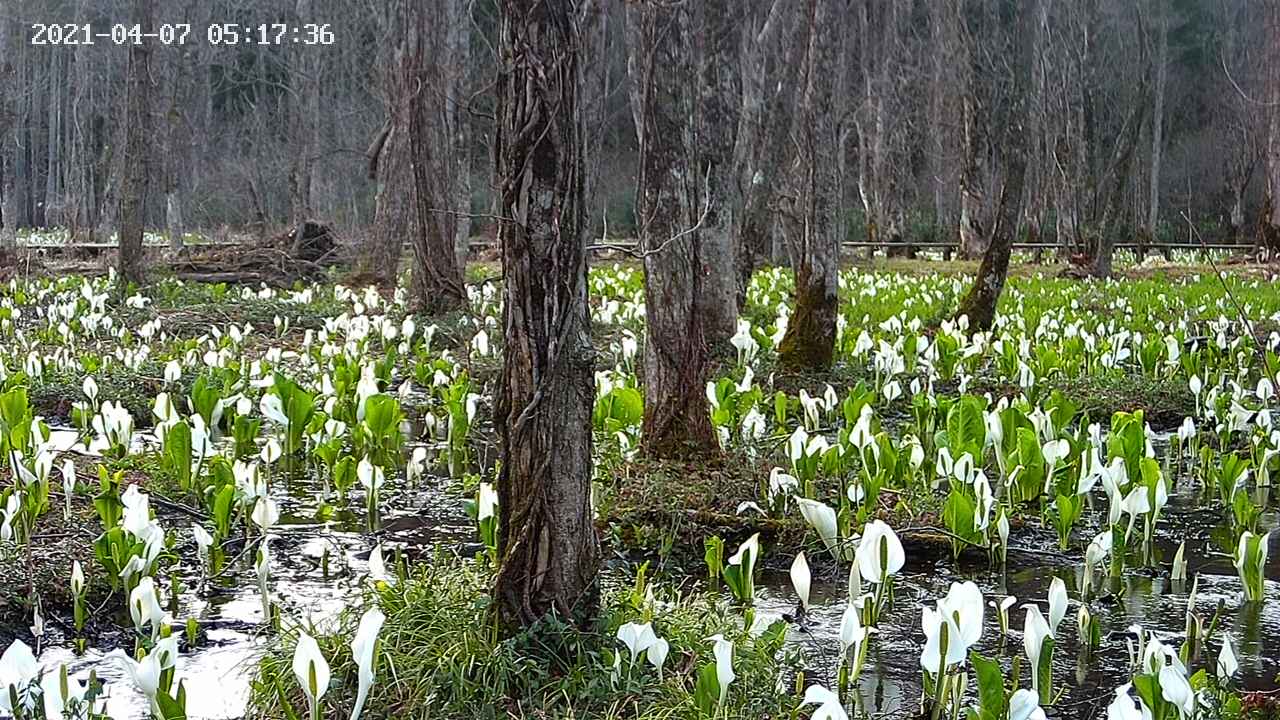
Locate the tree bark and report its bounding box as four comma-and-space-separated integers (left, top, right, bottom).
44, 51, 64, 231
854, 0, 905, 259
364, 12, 408, 290
492, 0, 600, 634
394, 0, 470, 312
406, 12, 467, 314
0, 17, 14, 238
162, 34, 186, 253
1090, 87, 1148, 278
958, 96, 986, 259
692, 0, 741, 349
955, 0, 1038, 331
777, 0, 841, 372
581, 0, 611, 243
733, 1, 806, 300
117, 0, 154, 289
1147, 8, 1168, 239
445, 0, 474, 268
956, 0, 987, 260
627, 0, 721, 459
927, 0, 955, 241
367, 116, 407, 287
1263, 0, 1280, 252
288, 0, 319, 232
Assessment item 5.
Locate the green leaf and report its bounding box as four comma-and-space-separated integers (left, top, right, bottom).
610, 387, 644, 425
693, 662, 720, 716
155, 687, 188, 719
1036, 636, 1055, 705
703, 536, 724, 582
946, 396, 986, 459
970, 651, 1006, 720
1131, 673, 1160, 716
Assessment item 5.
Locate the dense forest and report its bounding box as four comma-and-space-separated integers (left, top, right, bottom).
2, 0, 1279, 262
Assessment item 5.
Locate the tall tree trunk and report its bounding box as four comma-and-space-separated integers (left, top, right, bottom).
393, 0, 470, 310
694, 0, 741, 348
492, 0, 600, 633
117, 0, 154, 289
0, 17, 14, 239
1263, 1, 1280, 252
956, 0, 986, 261
405, 5, 466, 313
1090, 88, 1149, 278
367, 117, 407, 287
1147, 8, 1168, 239
445, 0, 473, 268
777, 0, 841, 372
581, 0, 611, 243
927, 0, 953, 240
162, 36, 186, 253
627, 0, 720, 459
45, 51, 63, 231
733, 0, 806, 300
288, 0, 319, 232
364, 5, 409, 289
955, 0, 1037, 331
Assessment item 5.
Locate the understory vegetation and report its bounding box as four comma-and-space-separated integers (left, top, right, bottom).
0, 261, 1275, 718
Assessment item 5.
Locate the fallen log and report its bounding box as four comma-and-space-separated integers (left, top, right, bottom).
164, 220, 343, 286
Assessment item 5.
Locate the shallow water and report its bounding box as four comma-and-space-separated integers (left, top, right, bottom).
28, 429, 1280, 719
756, 485, 1280, 719
34, 443, 474, 720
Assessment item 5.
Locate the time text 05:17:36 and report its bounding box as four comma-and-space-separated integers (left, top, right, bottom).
30, 23, 336, 46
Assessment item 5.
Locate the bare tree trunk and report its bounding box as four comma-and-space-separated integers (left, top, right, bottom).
367, 117, 407, 287
958, 95, 986, 259
1023, 0, 1051, 260
956, 0, 986, 261
581, 0, 611, 243
288, 0, 319, 232
386, 0, 471, 310
733, 0, 806, 299
1263, 1, 1280, 252
627, 0, 720, 459
117, 0, 154, 289
405, 5, 466, 313
45, 51, 63, 232
445, 0, 473, 268
1090, 89, 1149, 278
0, 18, 14, 240
855, 0, 905, 258
165, 190, 183, 251
927, 0, 953, 241
492, 0, 600, 633
955, 0, 1037, 331
162, 36, 185, 253
1146, 7, 1168, 242
777, 0, 841, 372
364, 5, 408, 290
694, 0, 741, 348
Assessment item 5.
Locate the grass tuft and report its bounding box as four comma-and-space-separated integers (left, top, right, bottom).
249, 553, 801, 720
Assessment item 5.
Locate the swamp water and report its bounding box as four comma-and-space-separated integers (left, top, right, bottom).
757, 489, 1280, 719
32, 437, 474, 719
24, 438, 1280, 719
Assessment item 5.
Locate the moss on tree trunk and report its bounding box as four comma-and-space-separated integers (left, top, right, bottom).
778, 270, 837, 371
776, 0, 841, 373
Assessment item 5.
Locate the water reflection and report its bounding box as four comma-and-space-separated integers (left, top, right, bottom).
34, 446, 473, 719
757, 487, 1279, 720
